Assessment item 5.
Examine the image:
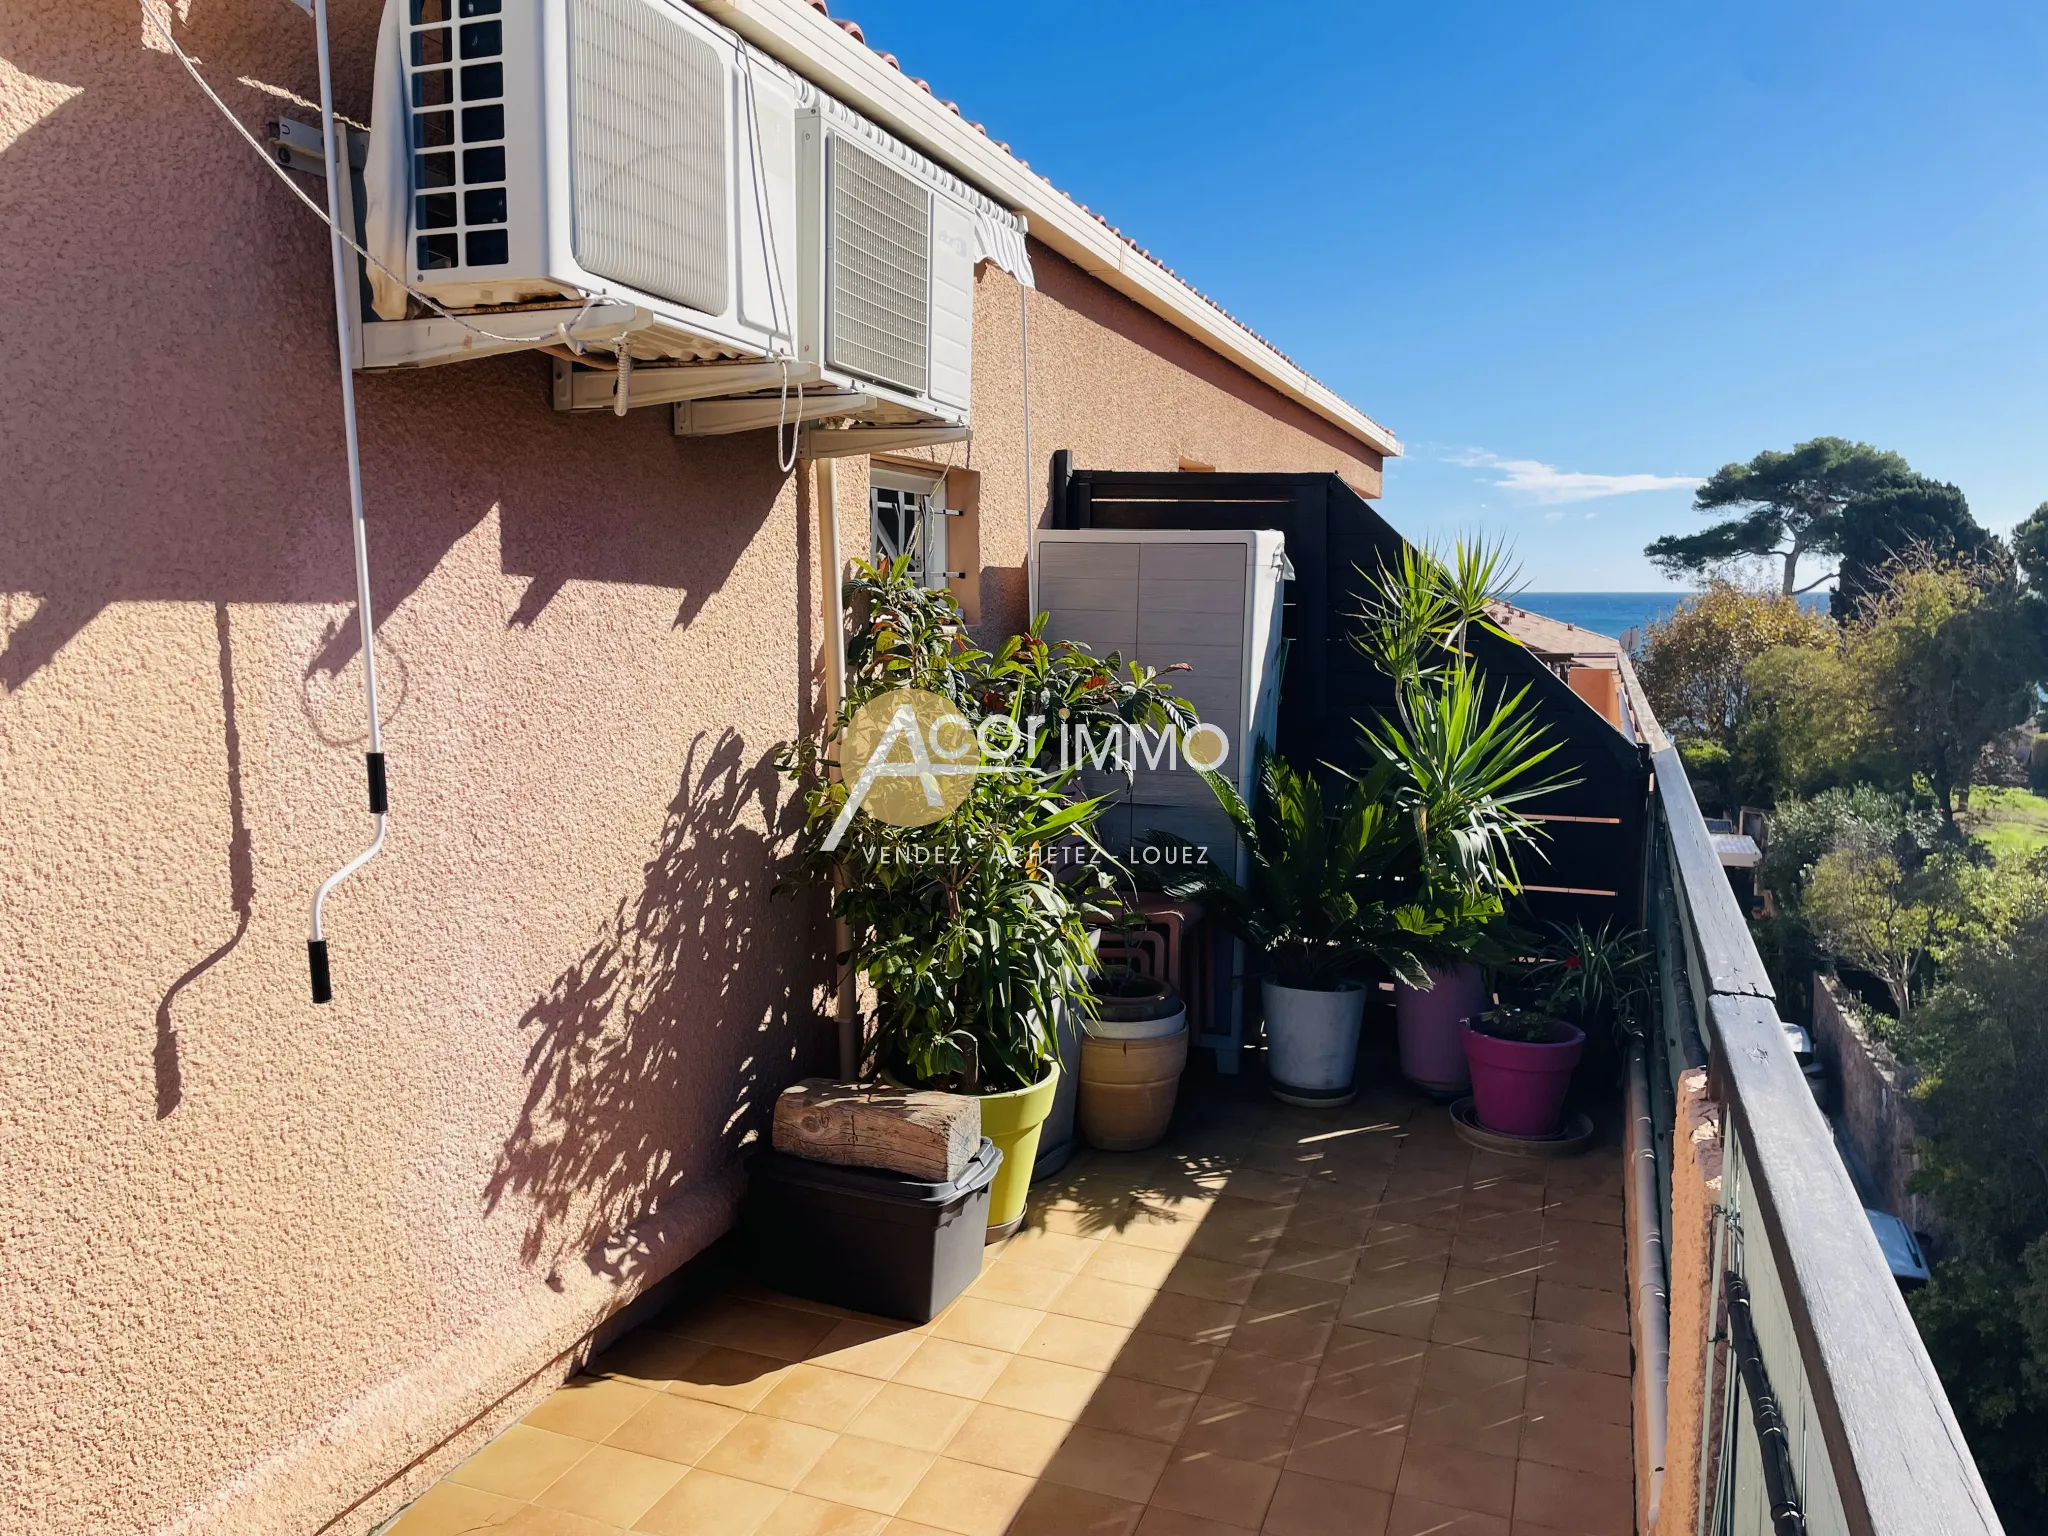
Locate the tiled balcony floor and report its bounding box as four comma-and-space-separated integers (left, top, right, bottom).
386, 1076, 1633, 1536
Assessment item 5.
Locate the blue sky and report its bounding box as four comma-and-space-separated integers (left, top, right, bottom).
841, 0, 2048, 589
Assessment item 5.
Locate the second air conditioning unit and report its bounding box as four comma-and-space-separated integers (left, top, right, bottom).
792, 97, 979, 420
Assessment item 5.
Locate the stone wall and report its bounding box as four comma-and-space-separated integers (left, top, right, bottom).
1809, 973, 1944, 1246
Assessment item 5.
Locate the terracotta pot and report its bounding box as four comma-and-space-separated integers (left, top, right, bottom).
1079, 1027, 1188, 1151
1462, 1019, 1585, 1137
1088, 974, 1187, 1040
1395, 962, 1486, 1095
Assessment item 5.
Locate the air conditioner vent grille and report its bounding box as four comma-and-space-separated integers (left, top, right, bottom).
569, 0, 728, 315
827, 137, 930, 394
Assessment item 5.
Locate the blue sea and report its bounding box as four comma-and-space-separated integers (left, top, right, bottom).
1516, 591, 1830, 645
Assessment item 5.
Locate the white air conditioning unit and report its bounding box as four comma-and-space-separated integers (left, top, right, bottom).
793, 97, 979, 420
368, 0, 804, 363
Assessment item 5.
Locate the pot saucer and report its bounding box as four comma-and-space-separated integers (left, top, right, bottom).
1448, 1096, 1594, 1157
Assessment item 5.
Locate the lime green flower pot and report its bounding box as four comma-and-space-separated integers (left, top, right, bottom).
976, 1064, 1060, 1240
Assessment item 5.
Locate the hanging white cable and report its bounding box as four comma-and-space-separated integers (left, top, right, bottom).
736, 41, 807, 473
138, 0, 603, 350
304, 0, 387, 1005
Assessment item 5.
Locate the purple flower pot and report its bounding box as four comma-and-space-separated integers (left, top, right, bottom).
1395, 963, 1487, 1095
1462, 1019, 1585, 1138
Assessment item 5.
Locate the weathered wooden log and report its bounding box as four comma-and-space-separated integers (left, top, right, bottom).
771, 1079, 981, 1183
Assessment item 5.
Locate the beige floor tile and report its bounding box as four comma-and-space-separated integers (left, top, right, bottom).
1512, 1460, 1632, 1536
1517, 1408, 1631, 1479
930, 1298, 1044, 1353
1419, 1344, 1527, 1401
943, 1401, 1072, 1476
757, 1365, 887, 1431
1051, 1276, 1162, 1329
1428, 1305, 1531, 1360
384, 1482, 526, 1535
493, 1508, 624, 1536
1521, 1362, 1630, 1428
1260, 1243, 1359, 1289
1385, 1495, 1509, 1535
1021, 1312, 1136, 1371
1007, 1479, 1146, 1536
676, 1299, 845, 1362
1284, 1415, 1405, 1492
606, 1394, 747, 1466
1081, 1242, 1184, 1290
1531, 1280, 1626, 1335
697, 1415, 838, 1489
1044, 1424, 1174, 1502
594, 1329, 711, 1390
892, 1338, 1014, 1400
1135, 1509, 1257, 1536
1263, 1469, 1392, 1536
795, 1435, 938, 1515
532, 1442, 686, 1526
810, 1321, 928, 1381
635, 1467, 787, 1536
1440, 1266, 1536, 1318
894, 1457, 1036, 1536
996, 1228, 1102, 1274
843, 1382, 977, 1452
983, 1355, 1107, 1419
1106, 1330, 1222, 1395
1133, 1509, 1256, 1536
524, 1376, 661, 1442
755, 1493, 891, 1536
1225, 1314, 1333, 1365
1077, 1378, 1202, 1444
1150, 1447, 1282, 1530
1203, 1349, 1319, 1414
1159, 1257, 1264, 1306
1528, 1319, 1629, 1377
1300, 1370, 1416, 1435
967, 1261, 1074, 1310
667, 1347, 797, 1412
449, 1424, 594, 1500
1178, 1395, 1299, 1467
1409, 1381, 1525, 1460
1134, 1291, 1242, 1346
1393, 1442, 1517, 1520
879, 1523, 957, 1536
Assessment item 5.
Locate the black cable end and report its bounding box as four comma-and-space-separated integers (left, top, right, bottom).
366, 752, 387, 815
308, 939, 333, 1005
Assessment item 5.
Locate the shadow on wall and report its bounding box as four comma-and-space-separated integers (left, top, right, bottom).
484, 730, 827, 1283
0, 0, 785, 693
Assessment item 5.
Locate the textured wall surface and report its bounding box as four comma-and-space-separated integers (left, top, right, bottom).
1809, 974, 1943, 1247
0, 3, 1384, 1533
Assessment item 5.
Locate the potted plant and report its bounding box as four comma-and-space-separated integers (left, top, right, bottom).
1159, 748, 1441, 1105
1352, 540, 1564, 1093
1462, 922, 1650, 1138
781, 560, 1193, 1237
1463, 1005, 1586, 1137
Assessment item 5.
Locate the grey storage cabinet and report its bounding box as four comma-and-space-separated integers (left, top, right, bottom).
1031, 529, 1290, 1069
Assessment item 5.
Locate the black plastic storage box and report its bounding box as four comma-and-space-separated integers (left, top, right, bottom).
744, 1138, 1002, 1323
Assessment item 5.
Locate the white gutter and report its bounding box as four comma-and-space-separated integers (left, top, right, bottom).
694, 0, 1403, 461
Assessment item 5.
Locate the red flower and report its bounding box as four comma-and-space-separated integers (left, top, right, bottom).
1564, 955, 1583, 970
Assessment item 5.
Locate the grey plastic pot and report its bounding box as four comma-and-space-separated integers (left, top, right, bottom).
1263, 978, 1367, 1107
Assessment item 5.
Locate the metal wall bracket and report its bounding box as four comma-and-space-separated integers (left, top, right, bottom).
799, 423, 973, 459
674, 391, 879, 437
357, 303, 647, 371
552, 358, 825, 413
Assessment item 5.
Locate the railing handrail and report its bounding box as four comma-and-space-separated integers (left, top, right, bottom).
1645, 768, 2003, 1534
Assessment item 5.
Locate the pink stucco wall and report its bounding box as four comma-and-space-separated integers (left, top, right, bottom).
0, 4, 1384, 1532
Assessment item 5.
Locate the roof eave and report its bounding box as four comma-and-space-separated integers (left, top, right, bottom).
693, 0, 1403, 460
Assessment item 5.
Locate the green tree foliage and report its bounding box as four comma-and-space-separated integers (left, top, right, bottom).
1757, 785, 1941, 909
2009, 501, 2048, 590
1898, 930, 2048, 1526
1830, 475, 1989, 622
1801, 845, 1959, 1016
1733, 642, 1871, 802
1645, 437, 1908, 595
1635, 580, 1835, 743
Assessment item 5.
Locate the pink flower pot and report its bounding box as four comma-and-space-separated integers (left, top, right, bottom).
1395, 963, 1487, 1095
1462, 1020, 1585, 1138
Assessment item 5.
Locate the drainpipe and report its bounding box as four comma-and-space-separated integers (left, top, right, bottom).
815, 456, 857, 1077
305, 0, 389, 1004
1629, 1042, 1672, 1530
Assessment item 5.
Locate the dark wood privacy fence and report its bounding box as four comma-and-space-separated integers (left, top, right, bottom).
1054, 466, 1649, 934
